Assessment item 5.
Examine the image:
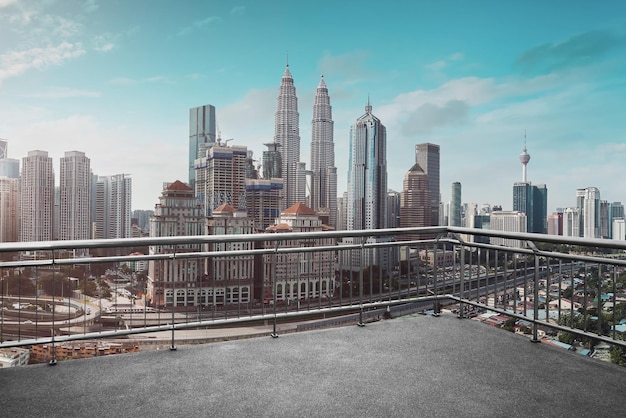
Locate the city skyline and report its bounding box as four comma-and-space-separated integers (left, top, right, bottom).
2, 1, 626, 211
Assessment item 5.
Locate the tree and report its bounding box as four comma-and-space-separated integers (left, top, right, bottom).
610, 345, 626, 366
1, 275, 36, 296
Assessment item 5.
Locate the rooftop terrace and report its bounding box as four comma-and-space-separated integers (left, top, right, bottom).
1, 312, 625, 417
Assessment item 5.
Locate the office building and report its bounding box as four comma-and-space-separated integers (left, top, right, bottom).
19, 150, 54, 243
189, 104, 216, 191
59, 151, 92, 242
450, 182, 462, 227
399, 163, 431, 241
310, 76, 337, 227
147, 180, 205, 307
264, 202, 335, 302
273, 64, 301, 208
342, 101, 391, 270
202, 204, 256, 305
415, 143, 440, 226
195, 144, 248, 216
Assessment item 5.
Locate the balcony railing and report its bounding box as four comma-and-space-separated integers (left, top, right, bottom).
2, 226, 626, 364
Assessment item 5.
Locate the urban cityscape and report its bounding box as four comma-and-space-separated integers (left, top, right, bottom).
2, 0, 626, 380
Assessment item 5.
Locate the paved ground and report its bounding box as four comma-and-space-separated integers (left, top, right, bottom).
2, 312, 626, 417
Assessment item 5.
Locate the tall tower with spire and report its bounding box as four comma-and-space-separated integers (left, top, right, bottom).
513, 133, 547, 234
520, 131, 531, 182
273, 63, 301, 209
341, 101, 391, 270
310, 75, 337, 227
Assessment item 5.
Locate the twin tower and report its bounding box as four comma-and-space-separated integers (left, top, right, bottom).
188, 64, 338, 228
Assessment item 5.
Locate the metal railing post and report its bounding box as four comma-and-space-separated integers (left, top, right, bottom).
358, 239, 366, 327
531, 254, 540, 343
170, 250, 177, 351
271, 242, 279, 338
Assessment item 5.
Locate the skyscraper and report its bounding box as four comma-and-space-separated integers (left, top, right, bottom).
450, 182, 462, 227
576, 187, 601, 238
310, 76, 337, 227
59, 151, 92, 242
342, 101, 390, 270
415, 143, 440, 226
399, 163, 431, 241
189, 104, 216, 192
273, 64, 300, 209
20, 150, 54, 243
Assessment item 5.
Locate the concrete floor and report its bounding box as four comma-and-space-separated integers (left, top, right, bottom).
2, 312, 626, 417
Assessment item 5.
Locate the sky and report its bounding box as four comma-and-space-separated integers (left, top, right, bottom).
1, 0, 626, 214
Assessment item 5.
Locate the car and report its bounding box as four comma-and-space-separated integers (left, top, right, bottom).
23, 320, 33, 324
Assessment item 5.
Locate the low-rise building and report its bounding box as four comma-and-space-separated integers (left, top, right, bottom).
0, 347, 30, 367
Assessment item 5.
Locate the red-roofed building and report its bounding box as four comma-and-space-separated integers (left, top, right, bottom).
264, 203, 335, 303
147, 180, 205, 307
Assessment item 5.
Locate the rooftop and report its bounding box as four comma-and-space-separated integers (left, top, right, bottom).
1, 312, 625, 417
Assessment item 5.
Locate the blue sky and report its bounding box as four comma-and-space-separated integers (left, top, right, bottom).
1, 0, 626, 213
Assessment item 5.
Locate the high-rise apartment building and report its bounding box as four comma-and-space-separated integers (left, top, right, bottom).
342, 102, 391, 271
195, 144, 247, 216
19, 150, 54, 243
415, 143, 440, 226
147, 180, 205, 307
245, 178, 283, 231
94, 174, 132, 240
310, 76, 337, 227
189, 104, 216, 192
576, 187, 600, 239
0, 177, 18, 243
59, 151, 92, 242
399, 163, 431, 241
562, 207, 580, 238
490, 211, 527, 248
547, 211, 564, 236
273, 64, 301, 209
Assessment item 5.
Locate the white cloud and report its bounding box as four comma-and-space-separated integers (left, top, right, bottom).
0, 0, 18, 8
176, 16, 221, 37
0, 42, 86, 85
19, 87, 101, 99
8, 113, 187, 211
